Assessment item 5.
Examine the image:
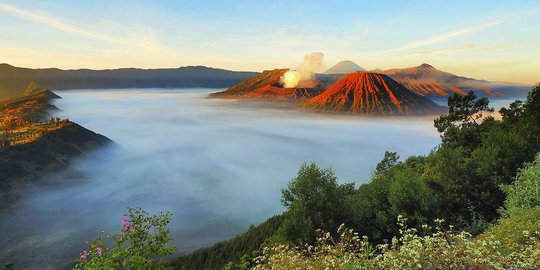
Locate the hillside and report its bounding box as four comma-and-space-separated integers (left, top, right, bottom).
241, 84, 324, 102
324, 60, 365, 74
210, 69, 288, 98
0, 86, 112, 210
304, 72, 445, 115
383, 63, 505, 97
0, 64, 258, 99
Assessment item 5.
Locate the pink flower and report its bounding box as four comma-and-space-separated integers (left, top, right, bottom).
96, 247, 103, 256
80, 250, 89, 260
122, 216, 130, 231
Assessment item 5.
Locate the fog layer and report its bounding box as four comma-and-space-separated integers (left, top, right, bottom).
0, 89, 440, 269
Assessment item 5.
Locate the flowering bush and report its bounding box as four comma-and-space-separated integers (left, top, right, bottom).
75, 207, 175, 270
253, 216, 540, 270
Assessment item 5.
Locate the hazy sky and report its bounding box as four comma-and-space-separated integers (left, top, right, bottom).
0, 0, 539, 84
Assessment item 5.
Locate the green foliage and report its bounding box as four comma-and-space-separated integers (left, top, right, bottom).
434, 91, 494, 148
481, 207, 540, 255
75, 207, 175, 270
1, 263, 16, 270
254, 216, 540, 270
275, 82, 540, 244
387, 165, 435, 223
375, 151, 399, 174
170, 215, 284, 270
279, 162, 355, 243
501, 154, 540, 217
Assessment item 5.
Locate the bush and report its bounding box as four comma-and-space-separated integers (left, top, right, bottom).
480, 207, 540, 255
75, 207, 175, 270
501, 153, 540, 217
253, 216, 540, 270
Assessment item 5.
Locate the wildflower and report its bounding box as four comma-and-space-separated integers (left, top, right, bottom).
122, 216, 130, 231
80, 250, 88, 260
96, 247, 103, 256
383, 238, 389, 244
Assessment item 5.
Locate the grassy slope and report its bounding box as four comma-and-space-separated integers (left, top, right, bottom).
479, 207, 540, 255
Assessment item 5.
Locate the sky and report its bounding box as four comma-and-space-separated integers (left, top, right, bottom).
0, 0, 539, 84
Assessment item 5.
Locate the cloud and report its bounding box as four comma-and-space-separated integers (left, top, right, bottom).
411, 43, 476, 55
386, 7, 540, 54
397, 21, 502, 51
0, 2, 164, 51
0, 3, 120, 44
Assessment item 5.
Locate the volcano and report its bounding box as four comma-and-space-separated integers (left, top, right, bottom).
211, 68, 325, 101
210, 69, 288, 98
382, 63, 502, 97
325, 60, 365, 74
303, 72, 444, 115
241, 84, 323, 102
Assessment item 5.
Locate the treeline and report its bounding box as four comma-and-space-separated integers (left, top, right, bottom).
171, 83, 540, 269
170, 215, 284, 270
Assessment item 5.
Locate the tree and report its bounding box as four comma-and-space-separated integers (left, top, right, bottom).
279, 163, 354, 243
434, 91, 494, 148
375, 151, 400, 174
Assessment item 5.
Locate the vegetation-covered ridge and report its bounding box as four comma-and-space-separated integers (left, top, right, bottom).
0, 63, 259, 99
0, 83, 112, 210
169, 82, 540, 270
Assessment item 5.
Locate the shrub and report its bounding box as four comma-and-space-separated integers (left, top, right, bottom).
480, 207, 540, 255
75, 207, 175, 270
253, 216, 540, 270
501, 153, 540, 217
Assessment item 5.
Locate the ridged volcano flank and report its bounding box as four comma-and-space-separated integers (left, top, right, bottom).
211, 69, 287, 97
304, 72, 444, 115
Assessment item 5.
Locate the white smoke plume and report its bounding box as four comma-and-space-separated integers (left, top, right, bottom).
281, 52, 325, 88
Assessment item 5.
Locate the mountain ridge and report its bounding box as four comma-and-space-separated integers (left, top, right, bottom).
0, 64, 259, 99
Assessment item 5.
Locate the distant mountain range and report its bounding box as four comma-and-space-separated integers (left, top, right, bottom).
0, 64, 258, 99
0, 62, 531, 101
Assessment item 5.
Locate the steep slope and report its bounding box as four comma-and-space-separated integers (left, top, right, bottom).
210, 69, 288, 97
383, 64, 502, 97
304, 72, 444, 115
0, 86, 112, 210
211, 69, 326, 102
241, 84, 324, 102
325, 60, 365, 74
0, 63, 258, 99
